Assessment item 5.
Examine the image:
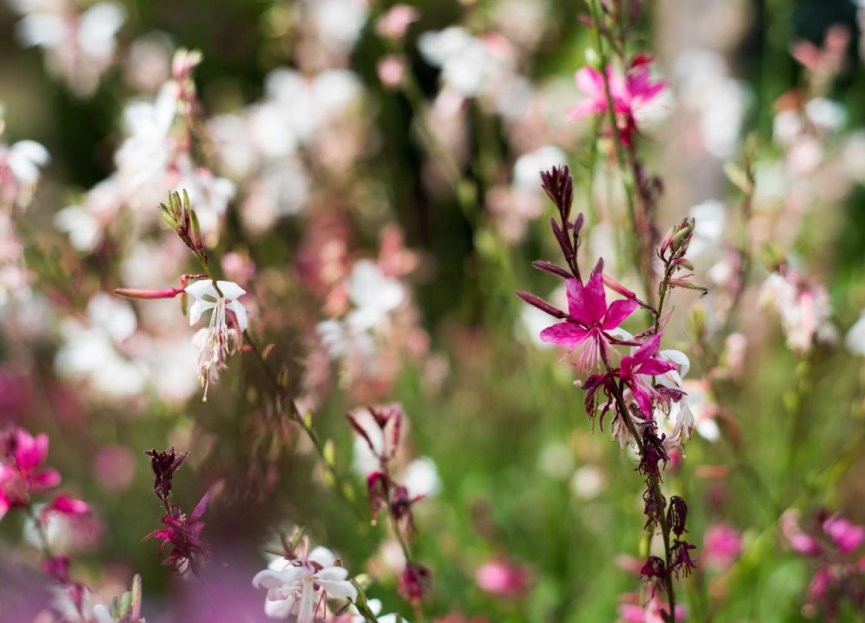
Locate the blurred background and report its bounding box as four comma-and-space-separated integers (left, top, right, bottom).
2, 0, 865, 621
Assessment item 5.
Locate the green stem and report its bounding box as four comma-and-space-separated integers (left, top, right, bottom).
243, 331, 363, 518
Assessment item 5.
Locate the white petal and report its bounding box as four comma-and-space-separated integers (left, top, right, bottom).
229, 299, 248, 331
317, 577, 357, 600
308, 546, 336, 568
216, 280, 246, 300
188, 299, 213, 326
264, 596, 295, 620
253, 569, 287, 590
185, 279, 219, 299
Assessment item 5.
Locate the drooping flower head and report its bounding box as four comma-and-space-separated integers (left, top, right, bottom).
184, 279, 248, 399
539, 269, 638, 377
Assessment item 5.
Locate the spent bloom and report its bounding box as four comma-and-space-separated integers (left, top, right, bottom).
252, 544, 357, 622
569, 56, 666, 145
538, 270, 638, 377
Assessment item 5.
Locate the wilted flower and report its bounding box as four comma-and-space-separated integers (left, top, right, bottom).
146, 492, 209, 575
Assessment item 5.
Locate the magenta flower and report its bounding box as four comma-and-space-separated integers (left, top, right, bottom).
147, 492, 209, 574
539, 272, 638, 376
823, 515, 865, 555
0, 427, 63, 518
619, 334, 678, 418
475, 559, 530, 597
703, 524, 742, 571
569, 56, 666, 145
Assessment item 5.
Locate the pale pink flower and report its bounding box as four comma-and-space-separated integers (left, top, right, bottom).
475, 560, 530, 597
376, 4, 418, 40
703, 524, 742, 571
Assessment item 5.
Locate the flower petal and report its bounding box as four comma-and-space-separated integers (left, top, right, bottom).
308, 546, 336, 568
253, 568, 296, 590
184, 279, 217, 300
603, 299, 638, 330
318, 577, 358, 600
567, 273, 606, 325
188, 300, 214, 326
229, 300, 249, 332
539, 322, 589, 350
216, 280, 246, 300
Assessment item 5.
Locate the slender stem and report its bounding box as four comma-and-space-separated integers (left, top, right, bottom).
243, 331, 362, 518
587, 0, 653, 304
599, 346, 677, 617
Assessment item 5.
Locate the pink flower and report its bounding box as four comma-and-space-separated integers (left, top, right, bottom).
539, 272, 638, 376
376, 4, 418, 40
703, 524, 742, 571
475, 560, 530, 597
618, 594, 686, 622
43, 494, 90, 517
569, 56, 665, 145
619, 334, 677, 418
823, 515, 865, 555
0, 428, 62, 517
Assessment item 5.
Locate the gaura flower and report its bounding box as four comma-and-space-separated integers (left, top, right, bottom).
539, 271, 638, 377
569, 56, 666, 145
252, 546, 357, 622
619, 334, 677, 419
184, 279, 248, 399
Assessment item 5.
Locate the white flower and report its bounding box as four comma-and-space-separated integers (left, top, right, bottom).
55, 294, 146, 397
418, 27, 503, 97
845, 310, 865, 356
346, 260, 404, 333
185, 279, 248, 398
253, 546, 358, 622
654, 349, 695, 448
403, 457, 441, 499
115, 82, 177, 192
352, 599, 409, 623
0, 138, 50, 207
14, 1, 125, 96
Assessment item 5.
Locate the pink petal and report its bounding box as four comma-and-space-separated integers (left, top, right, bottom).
637, 359, 677, 376
567, 273, 606, 325
603, 299, 638, 330
29, 469, 61, 491
568, 100, 603, 120
540, 322, 589, 350
574, 67, 605, 100
45, 494, 90, 516
632, 333, 663, 361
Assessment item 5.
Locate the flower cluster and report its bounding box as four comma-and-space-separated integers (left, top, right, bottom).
519, 165, 699, 617
144, 447, 209, 575
0, 427, 89, 522
253, 539, 357, 622
783, 509, 865, 620
347, 404, 431, 606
